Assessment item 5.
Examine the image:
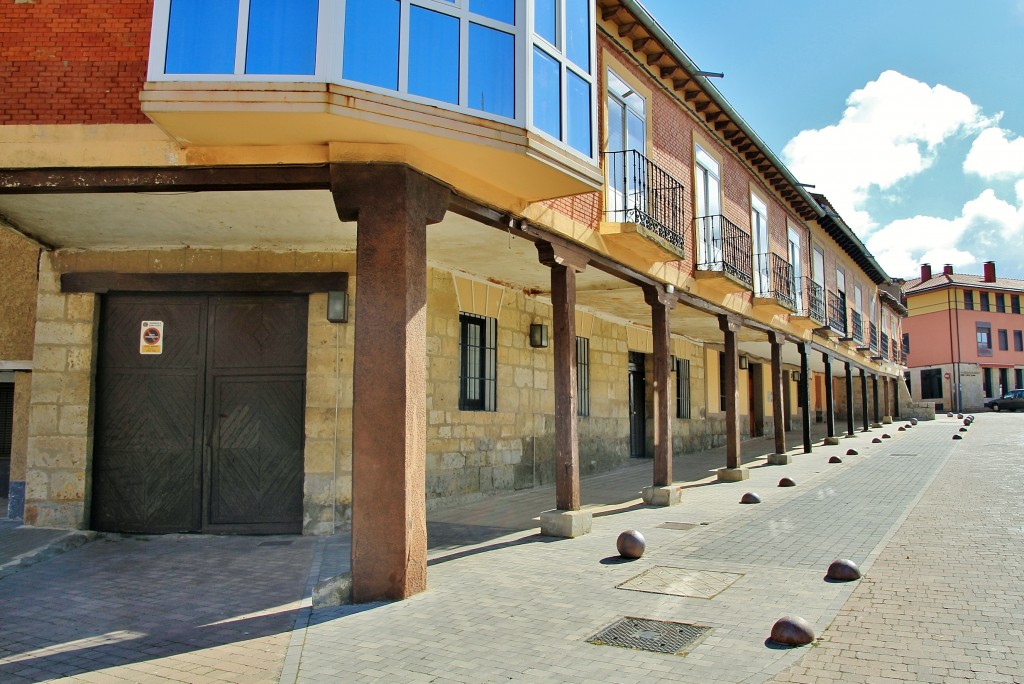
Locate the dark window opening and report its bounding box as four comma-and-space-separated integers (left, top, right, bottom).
963, 290, 974, 310
999, 368, 1009, 396
718, 351, 727, 413
1014, 330, 1023, 352
980, 292, 990, 312
902, 332, 910, 357
1012, 295, 1021, 314
998, 329, 1009, 351
576, 336, 590, 417
983, 367, 993, 397
1016, 368, 1023, 390
997, 294, 1006, 313
459, 313, 497, 411
676, 357, 691, 419
920, 368, 942, 400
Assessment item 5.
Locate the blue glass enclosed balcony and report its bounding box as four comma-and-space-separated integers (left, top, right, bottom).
142, 0, 603, 206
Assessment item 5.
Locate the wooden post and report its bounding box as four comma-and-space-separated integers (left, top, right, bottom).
644, 286, 675, 487
799, 343, 812, 453
769, 332, 786, 456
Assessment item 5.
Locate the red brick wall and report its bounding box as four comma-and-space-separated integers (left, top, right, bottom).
0, 0, 152, 125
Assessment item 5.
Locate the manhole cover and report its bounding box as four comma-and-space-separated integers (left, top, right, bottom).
657, 521, 699, 530
258, 540, 294, 547
618, 566, 742, 599
587, 617, 711, 654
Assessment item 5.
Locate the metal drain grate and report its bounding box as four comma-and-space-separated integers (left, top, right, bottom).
258, 540, 294, 547
587, 617, 711, 654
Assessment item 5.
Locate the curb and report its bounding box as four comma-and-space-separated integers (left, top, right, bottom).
0, 529, 97, 581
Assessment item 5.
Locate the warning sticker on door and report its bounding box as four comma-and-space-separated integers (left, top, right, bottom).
139, 321, 164, 355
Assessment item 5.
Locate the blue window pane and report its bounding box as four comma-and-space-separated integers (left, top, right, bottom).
534, 0, 556, 45
165, 0, 239, 74
566, 0, 590, 70
245, 0, 318, 75
343, 0, 399, 90
471, 0, 515, 25
532, 47, 560, 139
567, 71, 591, 155
469, 23, 515, 118
408, 7, 459, 104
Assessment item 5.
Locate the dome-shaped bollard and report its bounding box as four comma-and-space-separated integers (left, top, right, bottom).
959, 427, 968, 432
846, 448, 858, 455
882, 433, 891, 439
946, 412, 954, 417
898, 426, 906, 431
957, 413, 963, 419
872, 437, 882, 443
905, 423, 913, 429
770, 616, 815, 646
829, 456, 843, 464
953, 434, 963, 440
778, 477, 796, 487
967, 415, 974, 421
740, 492, 762, 504
826, 558, 862, 581
963, 418, 971, 426
616, 530, 646, 559
911, 418, 919, 425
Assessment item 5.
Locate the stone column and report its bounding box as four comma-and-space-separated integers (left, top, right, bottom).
845, 362, 855, 437
798, 343, 812, 453
641, 286, 681, 506
331, 164, 450, 603
893, 378, 901, 419
768, 332, 788, 464
882, 376, 893, 424
537, 242, 591, 536
823, 352, 838, 445
717, 316, 747, 481
860, 368, 870, 432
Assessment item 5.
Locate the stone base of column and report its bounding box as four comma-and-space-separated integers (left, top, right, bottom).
882, 416, 893, 424
767, 453, 792, 465
717, 467, 750, 482
870, 422, 883, 428
823, 436, 841, 445
540, 509, 592, 538
642, 485, 683, 506
844, 433, 857, 439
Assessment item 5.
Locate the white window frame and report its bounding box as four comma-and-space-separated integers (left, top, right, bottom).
695, 144, 722, 267
787, 223, 803, 312
750, 193, 769, 296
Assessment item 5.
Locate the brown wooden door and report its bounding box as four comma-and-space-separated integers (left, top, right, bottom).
93, 294, 306, 534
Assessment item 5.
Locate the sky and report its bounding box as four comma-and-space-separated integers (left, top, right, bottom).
640, 0, 1024, 281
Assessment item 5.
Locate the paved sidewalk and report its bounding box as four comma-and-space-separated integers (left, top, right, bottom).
2, 414, 1011, 683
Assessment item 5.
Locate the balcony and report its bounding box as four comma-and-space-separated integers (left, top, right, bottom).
694, 215, 753, 297
880, 332, 890, 360
600, 150, 687, 264
789, 277, 826, 330
849, 311, 864, 347
870, 322, 879, 353
891, 340, 900, 364
752, 253, 798, 315
820, 291, 847, 337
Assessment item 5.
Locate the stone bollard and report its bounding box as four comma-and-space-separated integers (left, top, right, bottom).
616, 530, 646, 559
770, 616, 815, 646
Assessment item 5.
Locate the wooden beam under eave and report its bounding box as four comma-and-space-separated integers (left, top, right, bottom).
618, 22, 636, 37
601, 5, 622, 21
695, 100, 711, 112
684, 89, 701, 101
736, 141, 753, 153
672, 77, 691, 90
723, 129, 740, 140
633, 37, 651, 51
715, 120, 731, 131
646, 52, 665, 65
660, 65, 679, 78
705, 110, 723, 122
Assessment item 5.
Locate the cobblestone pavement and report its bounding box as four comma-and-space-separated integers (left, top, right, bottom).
2, 414, 1018, 683
773, 413, 1024, 684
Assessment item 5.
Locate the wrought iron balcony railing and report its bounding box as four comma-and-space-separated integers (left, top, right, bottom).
753, 253, 797, 310
880, 332, 890, 360
603, 150, 686, 251
869, 322, 878, 352
695, 214, 753, 287
851, 311, 864, 343
797, 277, 826, 324
891, 340, 899, 364
828, 291, 847, 336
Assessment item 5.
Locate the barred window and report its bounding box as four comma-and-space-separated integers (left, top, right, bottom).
718, 351, 727, 412
675, 357, 691, 419
459, 313, 497, 411
576, 336, 590, 417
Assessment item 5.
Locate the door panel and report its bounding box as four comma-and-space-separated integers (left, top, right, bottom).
628, 352, 646, 458
93, 296, 206, 532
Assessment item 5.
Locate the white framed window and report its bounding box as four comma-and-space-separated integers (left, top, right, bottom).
750, 194, 769, 296
605, 69, 647, 220
787, 224, 803, 312
148, 0, 597, 159
695, 144, 722, 268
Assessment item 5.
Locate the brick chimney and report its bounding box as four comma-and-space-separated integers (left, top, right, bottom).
920, 263, 932, 281
943, 264, 954, 275
983, 261, 996, 283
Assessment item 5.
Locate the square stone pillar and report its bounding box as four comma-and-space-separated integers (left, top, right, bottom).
331, 164, 450, 602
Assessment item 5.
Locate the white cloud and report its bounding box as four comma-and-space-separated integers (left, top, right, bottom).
782, 70, 992, 233
867, 189, 1024, 279
963, 128, 1024, 179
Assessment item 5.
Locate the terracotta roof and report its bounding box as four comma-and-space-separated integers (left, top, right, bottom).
902, 273, 1024, 295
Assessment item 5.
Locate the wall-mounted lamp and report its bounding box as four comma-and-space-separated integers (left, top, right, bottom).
792, 371, 801, 383
739, 355, 749, 370
529, 323, 549, 348
327, 291, 348, 323
665, 283, 675, 294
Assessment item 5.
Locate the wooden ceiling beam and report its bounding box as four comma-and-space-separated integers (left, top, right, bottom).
633, 37, 651, 51
646, 52, 664, 65
601, 5, 622, 21
618, 22, 636, 37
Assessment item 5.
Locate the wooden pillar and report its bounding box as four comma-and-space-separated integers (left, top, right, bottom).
332, 164, 450, 603
799, 343, 812, 453
860, 368, 870, 432
717, 316, 746, 480
537, 242, 588, 512
893, 378, 901, 418
845, 362, 855, 437
823, 352, 836, 439
769, 332, 786, 456
872, 374, 880, 424
644, 286, 675, 487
